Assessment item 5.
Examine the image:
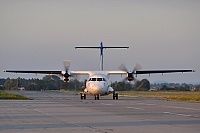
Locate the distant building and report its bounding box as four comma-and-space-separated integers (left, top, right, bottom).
18, 87, 25, 91
169, 86, 176, 89
0, 85, 4, 90
190, 87, 196, 91
149, 86, 159, 91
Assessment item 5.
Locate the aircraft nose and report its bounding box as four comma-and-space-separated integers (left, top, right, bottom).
93, 86, 101, 93
90, 84, 103, 94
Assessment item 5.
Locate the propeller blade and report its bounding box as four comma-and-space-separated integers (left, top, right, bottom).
133, 63, 142, 72
63, 60, 71, 72
119, 63, 128, 72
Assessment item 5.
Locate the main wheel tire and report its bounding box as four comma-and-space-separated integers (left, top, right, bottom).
113, 91, 115, 100
80, 93, 83, 100
115, 93, 118, 100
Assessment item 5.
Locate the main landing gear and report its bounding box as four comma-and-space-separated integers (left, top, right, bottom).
113, 91, 118, 100
80, 93, 86, 100
80, 93, 100, 100
80, 92, 118, 100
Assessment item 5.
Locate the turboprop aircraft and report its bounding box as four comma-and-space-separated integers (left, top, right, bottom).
3, 42, 194, 100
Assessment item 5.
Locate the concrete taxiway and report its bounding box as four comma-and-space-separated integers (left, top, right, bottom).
0, 91, 199, 133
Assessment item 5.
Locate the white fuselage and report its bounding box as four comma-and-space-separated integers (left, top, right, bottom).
84, 74, 114, 96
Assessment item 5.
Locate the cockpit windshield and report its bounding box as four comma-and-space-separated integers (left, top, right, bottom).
97, 78, 102, 81
88, 78, 106, 82
91, 78, 96, 81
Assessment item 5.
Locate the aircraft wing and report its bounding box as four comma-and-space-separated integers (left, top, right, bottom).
70, 71, 91, 76
3, 70, 93, 76
70, 71, 126, 76
3, 69, 194, 77
135, 70, 195, 75
107, 71, 127, 75
3, 70, 62, 75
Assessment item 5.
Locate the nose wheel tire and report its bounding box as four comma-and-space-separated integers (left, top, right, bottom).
113, 91, 118, 100
94, 95, 100, 100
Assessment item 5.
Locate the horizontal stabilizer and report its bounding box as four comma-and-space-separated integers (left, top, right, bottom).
75, 46, 129, 49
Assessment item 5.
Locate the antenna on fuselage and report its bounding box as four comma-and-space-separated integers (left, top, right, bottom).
75, 42, 129, 71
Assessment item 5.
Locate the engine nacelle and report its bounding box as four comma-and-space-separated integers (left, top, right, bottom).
127, 72, 134, 82
108, 87, 114, 93
63, 78, 69, 82
62, 76, 69, 82
84, 88, 90, 94
62, 71, 70, 82
127, 77, 134, 82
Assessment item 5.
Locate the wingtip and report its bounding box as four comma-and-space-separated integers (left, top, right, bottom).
192, 70, 195, 72
3, 70, 6, 72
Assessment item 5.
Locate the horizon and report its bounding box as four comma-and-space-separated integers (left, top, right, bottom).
0, 0, 199, 83
1, 75, 199, 85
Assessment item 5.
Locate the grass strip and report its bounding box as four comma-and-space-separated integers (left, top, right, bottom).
0, 91, 29, 100
119, 91, 200, 102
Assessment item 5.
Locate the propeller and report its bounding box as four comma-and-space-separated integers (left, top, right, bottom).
119, 63, 142, 82
62, 60, 72, 82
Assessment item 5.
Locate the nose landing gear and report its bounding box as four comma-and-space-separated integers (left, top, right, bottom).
94, 94, 100, 100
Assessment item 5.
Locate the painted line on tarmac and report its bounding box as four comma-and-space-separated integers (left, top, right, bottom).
136, 103, 156, 106
126, 107, 144, 110
34, 109, 50, 116
164, 106, 200, 111
101, 103, 113, 106
163, 112, 192, 117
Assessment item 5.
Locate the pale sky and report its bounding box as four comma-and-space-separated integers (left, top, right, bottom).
0, 0, 199, 84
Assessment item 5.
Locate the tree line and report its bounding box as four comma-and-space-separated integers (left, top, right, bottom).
0, 75, 150, 91
0, 75, 199, 91
151, 82, 200, 91
0, 75, 84, 91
